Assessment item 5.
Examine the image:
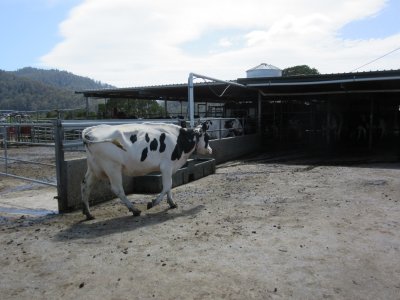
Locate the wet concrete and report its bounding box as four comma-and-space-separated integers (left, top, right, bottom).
0, 206, 56, 216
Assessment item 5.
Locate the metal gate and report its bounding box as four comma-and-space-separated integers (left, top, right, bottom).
0, 122, 58, 187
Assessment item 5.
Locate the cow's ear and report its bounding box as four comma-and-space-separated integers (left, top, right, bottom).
180, 120, 187, 128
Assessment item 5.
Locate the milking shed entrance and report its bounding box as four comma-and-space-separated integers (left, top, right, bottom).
78, 69, 400, 156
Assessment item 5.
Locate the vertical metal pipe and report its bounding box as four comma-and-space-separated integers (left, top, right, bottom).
188, 73, 195, 128
2, 125, 8, 174
219, 118, 222, 139
54, 119, 66, 212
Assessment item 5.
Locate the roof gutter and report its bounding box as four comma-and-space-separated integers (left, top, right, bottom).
247, 75, 400, 87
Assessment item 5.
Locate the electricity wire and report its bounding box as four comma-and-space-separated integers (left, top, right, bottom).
350, 46, 400, 72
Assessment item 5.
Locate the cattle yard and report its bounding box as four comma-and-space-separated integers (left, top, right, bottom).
1, 145, 400, 299
1, 69, 400, 298
1, 118, 256, 214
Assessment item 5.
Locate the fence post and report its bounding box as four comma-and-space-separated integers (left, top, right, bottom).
219, 118, 222, 139
54, 119, 68, 212
1, 125, 8, 173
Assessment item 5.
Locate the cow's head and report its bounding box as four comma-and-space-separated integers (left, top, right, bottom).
194, 122, 212, 155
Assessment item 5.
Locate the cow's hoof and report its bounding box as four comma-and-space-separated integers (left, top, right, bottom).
85, 214, 95, 221
169, 203, 178, 209
147, 202, 154, 210
132, 210, 141, 217
130, 208, 141, 216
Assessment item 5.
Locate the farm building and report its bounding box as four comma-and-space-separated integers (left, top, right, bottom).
78, 67, 400, 154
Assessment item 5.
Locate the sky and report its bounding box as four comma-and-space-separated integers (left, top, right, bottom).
1, 0, 400, 87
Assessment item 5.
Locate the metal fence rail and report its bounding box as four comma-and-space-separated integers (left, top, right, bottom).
0, 122, 57, 187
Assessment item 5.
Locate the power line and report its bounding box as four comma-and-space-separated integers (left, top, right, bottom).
350, 46, 400, 72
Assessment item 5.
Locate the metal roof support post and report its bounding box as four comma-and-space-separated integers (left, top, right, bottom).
369, 98, 374, 150
326, 100, 331, 146
85, 97, 89, 119
258, 92, 262, 133
188, 73, 195, 128
164, 99, 168, 118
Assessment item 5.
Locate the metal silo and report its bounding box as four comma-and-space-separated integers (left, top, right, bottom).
246, 63, 282, 78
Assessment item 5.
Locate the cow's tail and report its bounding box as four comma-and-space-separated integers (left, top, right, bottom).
82, 134, 126, 152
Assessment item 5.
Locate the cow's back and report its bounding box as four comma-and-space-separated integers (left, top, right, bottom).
83, 123, 184, 177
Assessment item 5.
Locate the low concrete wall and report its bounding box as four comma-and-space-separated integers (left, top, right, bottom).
58, 133, 260, 212
208, 133, 260, 164
59, 158, 216, 212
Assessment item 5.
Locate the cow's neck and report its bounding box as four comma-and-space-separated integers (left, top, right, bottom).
171, 128, 197, 161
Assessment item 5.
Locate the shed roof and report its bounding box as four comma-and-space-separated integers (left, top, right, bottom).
76, 69, 400, 102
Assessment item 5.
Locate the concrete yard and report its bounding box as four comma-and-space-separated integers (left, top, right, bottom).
0, 151, 400, 299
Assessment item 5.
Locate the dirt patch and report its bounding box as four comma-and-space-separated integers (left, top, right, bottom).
0, 151, 400, 299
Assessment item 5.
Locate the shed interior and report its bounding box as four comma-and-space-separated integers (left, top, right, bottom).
77, 69, 400, 154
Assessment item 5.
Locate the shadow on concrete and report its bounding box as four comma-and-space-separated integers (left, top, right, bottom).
54, 205, 204, 241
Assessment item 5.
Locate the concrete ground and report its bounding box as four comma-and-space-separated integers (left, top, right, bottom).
0, 151, 399, 299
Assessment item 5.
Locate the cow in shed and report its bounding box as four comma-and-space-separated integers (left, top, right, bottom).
202, 118, 243, 139
81, 122, 212, 220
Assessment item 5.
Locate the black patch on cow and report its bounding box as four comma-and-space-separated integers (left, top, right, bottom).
141, 147, 148, 162
150, 138, 158, 151
224, 120, 233, 129
159, 133, 166, 153
171, 129, 196, 161
204, 132, 210, 149
145, 133, 150, 143
130, 134, 137, 144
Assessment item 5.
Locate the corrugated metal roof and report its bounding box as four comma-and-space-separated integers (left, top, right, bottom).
76, 69, 400, 101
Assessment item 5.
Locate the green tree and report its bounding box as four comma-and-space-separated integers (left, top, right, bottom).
282, 65, 320, 76
106, 98, 164, 118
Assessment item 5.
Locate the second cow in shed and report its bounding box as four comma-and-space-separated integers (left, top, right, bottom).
81, 122, 212, 220
202, 118, 243, 139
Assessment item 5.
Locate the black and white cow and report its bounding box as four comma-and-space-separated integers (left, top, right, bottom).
81, 122, 212, 220
202, 118, 243, 139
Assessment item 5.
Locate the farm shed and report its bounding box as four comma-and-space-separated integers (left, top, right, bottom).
78, 69, 400, 153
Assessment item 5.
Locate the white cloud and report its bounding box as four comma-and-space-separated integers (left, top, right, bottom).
40, 0, 400, 87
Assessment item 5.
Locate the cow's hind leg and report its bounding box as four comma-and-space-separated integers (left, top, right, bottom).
108, 170, 141, 216
167, 190, 177, 209
81, 170, 95, 220
147, 168, 176, 209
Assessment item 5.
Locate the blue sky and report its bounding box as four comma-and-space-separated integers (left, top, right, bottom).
1, 0, 399, 86
340, 0, 400, 39
1, 0, 82, 71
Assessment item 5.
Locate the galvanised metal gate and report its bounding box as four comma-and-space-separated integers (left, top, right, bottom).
0, 122, 58, 187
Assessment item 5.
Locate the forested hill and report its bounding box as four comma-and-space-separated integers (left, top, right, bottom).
0, 68, 114, 111
11, 67, 114, 91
